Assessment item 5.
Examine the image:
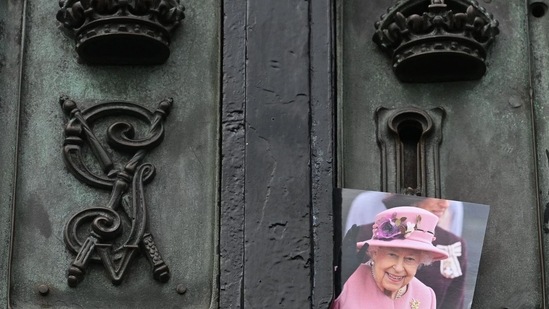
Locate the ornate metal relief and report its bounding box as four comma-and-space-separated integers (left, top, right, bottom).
376, 107, 444, 196
373, 0, 499, 82
56, 0, 185, 65
60, 96, 172, 287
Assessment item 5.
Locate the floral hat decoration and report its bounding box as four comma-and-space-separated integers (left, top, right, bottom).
360, 206, 449, 261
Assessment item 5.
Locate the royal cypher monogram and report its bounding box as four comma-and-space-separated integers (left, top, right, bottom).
60, 96, 172, 287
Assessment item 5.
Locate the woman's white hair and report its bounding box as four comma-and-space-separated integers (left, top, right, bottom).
366, 245, 434, 266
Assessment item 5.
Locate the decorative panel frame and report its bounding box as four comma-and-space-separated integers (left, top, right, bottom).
6, 0, 220, 308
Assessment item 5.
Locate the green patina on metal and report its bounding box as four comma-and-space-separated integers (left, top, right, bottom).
338, 0, 543, 307
2, 0, 219, 308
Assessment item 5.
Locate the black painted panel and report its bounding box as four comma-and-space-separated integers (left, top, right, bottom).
244, 1, 312, 307
220, 0, 247, 307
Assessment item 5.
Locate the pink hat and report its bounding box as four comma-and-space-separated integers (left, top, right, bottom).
361, 206, 449, 261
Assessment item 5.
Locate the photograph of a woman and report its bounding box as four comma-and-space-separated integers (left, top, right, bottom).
335, 190, 489, 309
331, 206, 449, 308
342, 195, 467, 308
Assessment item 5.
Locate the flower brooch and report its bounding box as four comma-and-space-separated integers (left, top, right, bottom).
373, 212, 422, 240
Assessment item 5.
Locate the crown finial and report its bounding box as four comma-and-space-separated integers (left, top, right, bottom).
429, 0, 447, 10
373, 0, 499, 83
57, 0, 185, 65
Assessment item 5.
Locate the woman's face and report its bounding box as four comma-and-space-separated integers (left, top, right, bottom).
371, 247, 422, 296
417, 197, 449, 218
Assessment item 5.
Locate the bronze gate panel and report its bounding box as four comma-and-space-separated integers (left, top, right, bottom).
3, 0, 549, 308
1, 1, 219, 308
337, 0, 544, 307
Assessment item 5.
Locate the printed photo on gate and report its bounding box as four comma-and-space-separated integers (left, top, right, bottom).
333, 189, 490, 309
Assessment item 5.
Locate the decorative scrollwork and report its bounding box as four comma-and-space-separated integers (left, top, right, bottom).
60, 96, 172, 287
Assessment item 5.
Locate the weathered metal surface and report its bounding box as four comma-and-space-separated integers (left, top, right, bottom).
7, 0, 219, 308
56, 0, 185, 65
219, 0, 246, 307
219, 0, 337, 307
338, 0, 543, 308
11, 0, 548, 308
244, 1, 312, 307
528, 0, 549, 307
0, 0, 25, 307
309, 0, 337, 307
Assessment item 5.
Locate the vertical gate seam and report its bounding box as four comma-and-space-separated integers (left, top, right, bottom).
7, 0, 29, 307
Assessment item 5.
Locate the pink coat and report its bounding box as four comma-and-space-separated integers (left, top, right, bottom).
331, 264, 436, 309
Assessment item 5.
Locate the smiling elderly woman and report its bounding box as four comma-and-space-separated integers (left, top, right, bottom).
331, 206, 449, 309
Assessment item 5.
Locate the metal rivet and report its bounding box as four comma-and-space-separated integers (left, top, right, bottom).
176, 284, 187, 295
38, 284, 50, 296
508, 96, 522, 108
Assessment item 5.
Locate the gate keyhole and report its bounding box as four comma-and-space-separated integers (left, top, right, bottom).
397, 120, 423, 194
379, 107, 442, 197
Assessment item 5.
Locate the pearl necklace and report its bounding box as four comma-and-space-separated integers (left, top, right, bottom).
370, 262, 407, 299
395, 285, 407, 299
